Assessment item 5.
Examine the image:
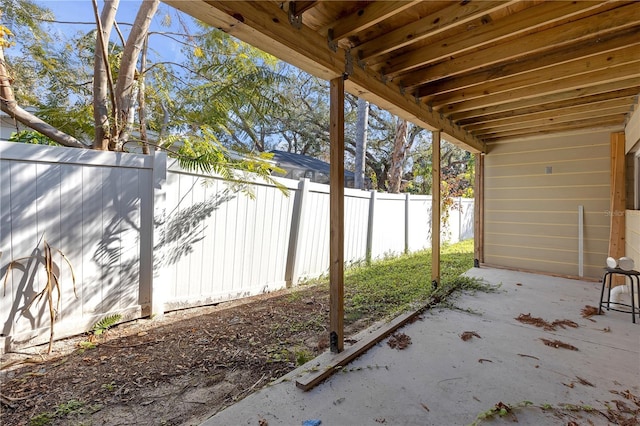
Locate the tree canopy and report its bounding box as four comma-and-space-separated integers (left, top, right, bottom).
1, 0, 473, 196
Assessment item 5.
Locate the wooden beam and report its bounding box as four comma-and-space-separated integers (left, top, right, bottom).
452, 82, 640, 123
425, 42, 640, 105
474, 107, 632, 137
329, 76, 345, 353
329, 1, 421, 41
295, 302, 427, 391
400, 4, 640, 88
474, 153, 484, 266
482, 117, 624, 142
431, 130, 441, 286
356, 1, 516, 60
609, 132, 626, 260
464, 97, 637, 132
438, 61, 640, 115
415, 28, 640, 99
448, 76, 640, 121
383, 0, 602, 78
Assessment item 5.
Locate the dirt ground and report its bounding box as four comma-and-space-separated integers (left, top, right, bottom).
1, 283, 373, 426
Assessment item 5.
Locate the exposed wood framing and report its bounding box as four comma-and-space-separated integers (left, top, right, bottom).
163, 0, 485, 154
474, 153, 484, 266
431, 130, 441, 286
329, 76, 345, 354
166, 1, 638, 144
609, 132, 626, 264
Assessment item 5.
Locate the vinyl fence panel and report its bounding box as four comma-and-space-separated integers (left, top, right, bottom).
0, 142, 157, 352
159, 163, 298, 310
0, 142, 473, 353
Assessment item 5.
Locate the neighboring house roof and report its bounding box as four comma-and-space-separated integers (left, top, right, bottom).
270, 150, 356, 186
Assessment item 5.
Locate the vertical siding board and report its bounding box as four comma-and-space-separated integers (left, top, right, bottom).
0, 159, 14, 340
199, 181, 215, 296
11, 162, 45, 336
59, 165, 83, 319
189, 175, 206, 298
119, 167, 141, 310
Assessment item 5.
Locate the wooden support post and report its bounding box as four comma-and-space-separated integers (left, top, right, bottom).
431, 131, 441, 287
609, 132, 626, 285
474, 153, 484, 267
329, 76, 345, 353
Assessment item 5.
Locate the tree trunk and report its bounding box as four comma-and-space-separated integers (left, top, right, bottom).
0, 45, 85, 148
114, 0, 159, 150
388, 117, 408, 193
138, 34, 149, 154
354, 97, 369, 189
92, 0, 119, 150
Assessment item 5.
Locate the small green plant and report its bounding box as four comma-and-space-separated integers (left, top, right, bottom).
78, 341, 96, 350
294, 348, 314, 366
29, 399, 101, 426
90, 313, 122, 336
102, 381, 116, 392
29, 412, 53, 426
55, 399, 85, 415
472, 401, 533, 425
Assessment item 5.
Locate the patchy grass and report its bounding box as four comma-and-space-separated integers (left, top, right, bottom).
301, 239, 486, 324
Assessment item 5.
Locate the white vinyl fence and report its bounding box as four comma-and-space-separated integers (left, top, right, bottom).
0, 142, 473, 353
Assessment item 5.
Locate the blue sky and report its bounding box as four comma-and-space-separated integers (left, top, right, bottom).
27, 1, 192, 63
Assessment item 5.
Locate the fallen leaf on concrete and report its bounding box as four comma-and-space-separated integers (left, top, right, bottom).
575, 376, 595, 387
581, 305, 601, 318
258, 417, 268, 426
478, 359, 492, 364
421, 403, 430, 412
460, 331, 481, 341
516, 314, 578, 331
540, 338, 578, 351
387, 332, 412, 350
517, 353, 540, 360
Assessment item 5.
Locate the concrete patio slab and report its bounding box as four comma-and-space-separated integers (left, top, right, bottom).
202, 267, 640, 426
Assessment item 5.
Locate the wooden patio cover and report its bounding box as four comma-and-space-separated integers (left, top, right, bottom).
164, 1, 640, 354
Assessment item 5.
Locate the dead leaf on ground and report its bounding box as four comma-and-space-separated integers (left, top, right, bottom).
421, 402, 430, 412
540, 338, 578, 351
460, 331, 481, 341
581, 305, 602, 318
478, 359, 492, 364
575, 376, 595, 387
516, 313, 578, 331
387, 332, 412, 350
517, 353, 539, 360
258, 417, 268, 426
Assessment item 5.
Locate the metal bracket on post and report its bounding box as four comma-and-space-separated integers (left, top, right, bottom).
330, 331, 339, 353
288, 2, 303, 29
327, 28, 338, 52
344, 50, 354, 79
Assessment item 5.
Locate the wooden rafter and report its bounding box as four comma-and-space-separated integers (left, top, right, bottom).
381, 0, 601, 78
329, 1, 421, 42
356, 1, 517, 61
401, 4, 640, 89
416, 28, 640, 99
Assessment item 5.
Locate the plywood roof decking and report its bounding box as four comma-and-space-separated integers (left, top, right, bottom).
165, 1, 640, 153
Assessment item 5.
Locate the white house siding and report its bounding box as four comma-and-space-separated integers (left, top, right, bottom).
483, 130, 611, 278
